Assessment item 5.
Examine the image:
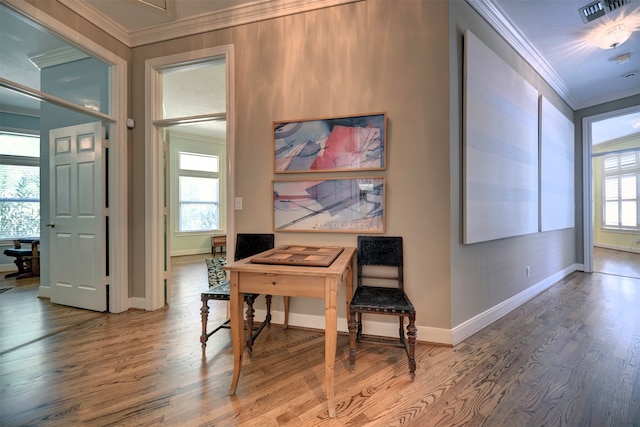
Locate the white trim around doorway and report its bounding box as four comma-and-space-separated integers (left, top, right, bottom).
4, 0, 129, 313
144, 45, 235, 311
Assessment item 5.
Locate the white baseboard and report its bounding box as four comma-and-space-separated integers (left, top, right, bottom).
253, 309, 452, 345
450, 263, 580, 346
595, 242, 640, 254
170, 248, 213, 257
129, 297, 146, 310
38, 285, 51, 298
0, 263, 17, 273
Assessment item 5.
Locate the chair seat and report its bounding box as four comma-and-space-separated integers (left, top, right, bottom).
202, 281, 259, 302
350, 286, 415, 314
4, 248, 34, 257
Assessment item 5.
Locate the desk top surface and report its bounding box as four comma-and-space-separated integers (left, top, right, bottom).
225, 246, 355, 276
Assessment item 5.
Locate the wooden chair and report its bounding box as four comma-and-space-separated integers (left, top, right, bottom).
348, 236, 417, 379
200, 233, 275, 355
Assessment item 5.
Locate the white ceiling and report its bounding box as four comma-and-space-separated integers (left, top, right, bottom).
1, 0, 639, 142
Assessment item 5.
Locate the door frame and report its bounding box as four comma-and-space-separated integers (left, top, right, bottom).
144, 46, 235, 311
582, 104, 640, 274
5, 0, 129, 313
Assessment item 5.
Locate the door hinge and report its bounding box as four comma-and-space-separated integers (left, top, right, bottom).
103, 138, 110, 149
102, 276, 109, 286
103, 207, 110, 216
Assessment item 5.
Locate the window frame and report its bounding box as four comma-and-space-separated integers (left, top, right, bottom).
176, 151, 221, 234
601, 150, 640, 232
0, 131, 41, 243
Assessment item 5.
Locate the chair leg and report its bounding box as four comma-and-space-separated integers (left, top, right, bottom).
200, 295, 211, 354
265, 295, 272, 327
348, 308, 358, 370
245, 296, 256, 354
407, 313, 417, 381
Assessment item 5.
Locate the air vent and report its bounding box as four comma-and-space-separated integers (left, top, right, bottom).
579, 0, 632, 24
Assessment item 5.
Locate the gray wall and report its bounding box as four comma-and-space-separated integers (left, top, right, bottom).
448, 1, 578, 329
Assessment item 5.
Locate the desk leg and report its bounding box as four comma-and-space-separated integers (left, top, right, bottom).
229, 271, 244, 395
325, 277, 338, 418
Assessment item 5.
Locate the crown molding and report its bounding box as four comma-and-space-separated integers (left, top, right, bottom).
466, 0, 579, 110
58, 0, 132, 46
27, 45, 90, 69
57, 0, 361, 48
128, 0, 361, 47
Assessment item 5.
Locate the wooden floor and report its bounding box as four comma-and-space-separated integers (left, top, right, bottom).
593, 246, 640, 279
1, 251, 640, 426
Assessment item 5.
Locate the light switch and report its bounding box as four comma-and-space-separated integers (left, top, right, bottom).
234, 197, 243, 210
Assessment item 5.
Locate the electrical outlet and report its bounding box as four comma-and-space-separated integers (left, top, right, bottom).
636, 238, 640, 244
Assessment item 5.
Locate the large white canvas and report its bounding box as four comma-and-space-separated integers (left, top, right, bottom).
463, 30, 539, 244
540, 96, 575, 231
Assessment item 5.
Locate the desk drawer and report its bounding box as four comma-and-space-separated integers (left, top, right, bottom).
239, 272, 325, 298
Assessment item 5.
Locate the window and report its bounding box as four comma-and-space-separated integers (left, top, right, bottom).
177, 152, 219, 232
602, 151, 639, 231
0, 132, 40, 240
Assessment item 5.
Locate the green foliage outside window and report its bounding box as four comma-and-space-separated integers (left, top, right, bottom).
0, 168, 40, 239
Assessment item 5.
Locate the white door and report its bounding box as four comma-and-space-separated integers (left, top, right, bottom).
49, 122, 106, 311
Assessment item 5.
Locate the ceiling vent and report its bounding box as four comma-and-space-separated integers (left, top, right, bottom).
579, 0, 632, 23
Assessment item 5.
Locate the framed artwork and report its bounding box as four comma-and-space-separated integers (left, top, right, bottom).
273, 112, 386, 173
273, 177, 385, 233
463, 30, 539, 244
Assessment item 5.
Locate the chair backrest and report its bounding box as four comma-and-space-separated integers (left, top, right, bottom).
234, 233, 275, 261
357, 235, 403, 290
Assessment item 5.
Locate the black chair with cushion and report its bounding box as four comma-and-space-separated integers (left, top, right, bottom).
200, 233, 275, 355
348, 235, 417, 380
3, 239, 40, 279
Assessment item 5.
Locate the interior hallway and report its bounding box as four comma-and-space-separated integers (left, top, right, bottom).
1, 249, 639, 425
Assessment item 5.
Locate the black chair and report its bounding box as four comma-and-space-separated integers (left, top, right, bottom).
348, 236, 417, 380
3, 239, 40, 279
200, 233, 275, 355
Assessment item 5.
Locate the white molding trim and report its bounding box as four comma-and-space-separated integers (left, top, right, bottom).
130, 0, 361, 47
595, 242, 640, 254
466, 0, 576, 109
250, 310, 454, 346
582, 104, 640, 274
145, 45, 235, 311
170, 248, 212, 257
38, 285, 51, 298
0, 263, 16, 273
57, 0, 132, 46
27, 46, 90, 69
5, 0, 129, 314
129, 297, 146, 310
58, 0, 361, 47
450, 264, 580, 345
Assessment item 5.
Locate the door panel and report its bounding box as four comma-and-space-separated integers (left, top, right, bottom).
49, 122, 106, 311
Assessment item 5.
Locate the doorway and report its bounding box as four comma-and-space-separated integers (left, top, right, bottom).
145, 46, 235, 310
585, 106, 640, 279
0, 2, 128, 312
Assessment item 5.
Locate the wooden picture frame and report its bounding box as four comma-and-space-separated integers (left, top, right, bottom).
273, 177, 385, 233
273, 112, 386, 173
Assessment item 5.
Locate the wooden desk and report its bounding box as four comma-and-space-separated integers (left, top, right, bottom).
225, 246, 355, 418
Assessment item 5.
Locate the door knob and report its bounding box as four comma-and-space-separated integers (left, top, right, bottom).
46, 223, 55, 228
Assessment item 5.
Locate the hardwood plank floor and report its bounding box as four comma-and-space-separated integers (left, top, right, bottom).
593, 246, 640, 279
1, 254, 640, 426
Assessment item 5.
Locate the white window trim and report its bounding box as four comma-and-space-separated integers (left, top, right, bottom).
601, 151, 640, 232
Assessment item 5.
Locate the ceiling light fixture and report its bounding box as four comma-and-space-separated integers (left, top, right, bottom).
615, 52, 631, 64
598, 23, 633, 49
